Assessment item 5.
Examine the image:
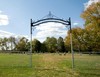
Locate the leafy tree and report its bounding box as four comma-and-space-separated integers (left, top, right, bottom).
72, 27, 86, 52
16, 37, 28, 51
81, 2, 100, 27
65, 28, 85, 53
32, 39, 41, 53
84, 25, 100, 52
65, 2, 100, 53
0, 38, 4, 50
44, 37, 57, 53
26, 42, 30, 51
81, 2, 100, 52
2, 37, 9, 51
8, 37, 16, 51
57, 37, 65, 52
40, 42, 47, 53
64, 31, 71, 52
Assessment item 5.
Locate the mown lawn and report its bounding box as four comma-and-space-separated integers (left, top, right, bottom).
0, 53, 100, 77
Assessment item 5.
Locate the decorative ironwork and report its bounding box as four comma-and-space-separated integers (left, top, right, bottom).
30, 12, 74, 69
31, 12, 71, 27
42, 11, 59, 19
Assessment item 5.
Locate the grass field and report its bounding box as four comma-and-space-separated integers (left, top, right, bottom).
0, 53, 100, 77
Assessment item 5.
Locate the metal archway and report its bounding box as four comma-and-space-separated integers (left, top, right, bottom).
30, 12, 74, 69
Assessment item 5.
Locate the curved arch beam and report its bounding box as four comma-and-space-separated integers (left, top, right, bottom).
31, 18, 70, 27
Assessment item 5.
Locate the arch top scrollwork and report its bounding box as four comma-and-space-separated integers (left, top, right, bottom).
31, 12, 71, 27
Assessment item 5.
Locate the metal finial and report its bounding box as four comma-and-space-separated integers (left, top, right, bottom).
49, 11, 51, 16
48, 11, 53, 18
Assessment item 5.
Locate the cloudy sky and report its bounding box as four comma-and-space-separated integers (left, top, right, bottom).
0, 0, 99, 42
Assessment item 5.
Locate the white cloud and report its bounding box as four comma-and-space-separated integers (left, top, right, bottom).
0, 11, 9, 26
0, 30, 14, 38
0, 30, 29, 40
34, 22, 68, 42
84, 0, 100, 10
73, 22, 79, 26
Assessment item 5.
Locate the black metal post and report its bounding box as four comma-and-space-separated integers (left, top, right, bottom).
30, 19, 33, 67
69, 17, 74, 69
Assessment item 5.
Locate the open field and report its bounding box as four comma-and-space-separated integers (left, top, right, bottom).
0, 53, 100, 77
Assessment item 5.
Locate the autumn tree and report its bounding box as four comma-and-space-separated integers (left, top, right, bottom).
65, 2, 100, 53
81, 2, 100, 27
65, 27, 86, 53
81, 2, 100, 52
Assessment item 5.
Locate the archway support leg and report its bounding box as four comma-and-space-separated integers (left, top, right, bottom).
30, 19, 33, 67
69, 18, 74, 69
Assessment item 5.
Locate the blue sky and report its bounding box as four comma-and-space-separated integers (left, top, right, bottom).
0, 0, 97, 42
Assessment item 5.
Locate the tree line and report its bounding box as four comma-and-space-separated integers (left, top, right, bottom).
0, 36, 67, 53
0, 2, 100, 53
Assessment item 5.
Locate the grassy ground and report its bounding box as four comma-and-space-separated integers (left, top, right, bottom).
0, 53, 100, 77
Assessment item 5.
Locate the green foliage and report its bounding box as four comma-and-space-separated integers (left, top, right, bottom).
16, 37, 28, 51
65, 26, 100, 52
32, 39, 41, 53
8, 37, 16, 50
81, 2, 100, 52
40, 42, 47, 53
44, 37, 57, 53
0, 36, 66, 53
57, 37, 66, 52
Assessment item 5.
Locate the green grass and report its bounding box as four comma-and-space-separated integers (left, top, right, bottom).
0, 53, 100, 77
